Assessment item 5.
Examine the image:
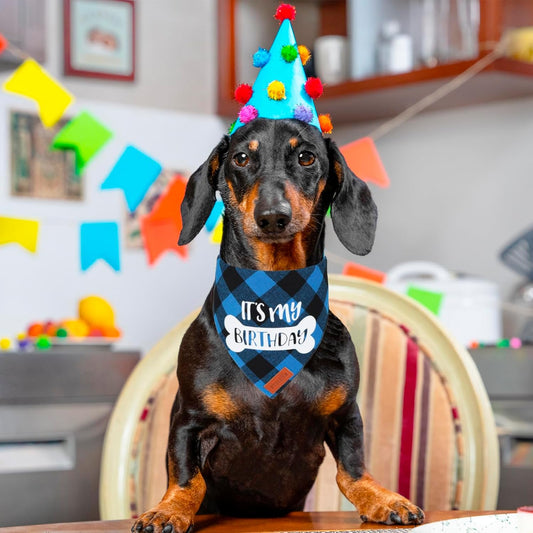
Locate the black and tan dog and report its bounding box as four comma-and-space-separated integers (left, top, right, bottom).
132, 118, 424, 533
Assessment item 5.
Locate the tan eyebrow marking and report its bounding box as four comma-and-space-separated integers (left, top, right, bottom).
249, 139, 259, 151
289, 137, 299, 148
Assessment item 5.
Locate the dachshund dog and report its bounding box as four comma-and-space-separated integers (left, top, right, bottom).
132, 118, 424, 533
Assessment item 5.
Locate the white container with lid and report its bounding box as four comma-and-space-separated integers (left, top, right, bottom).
386, 261, 502, 345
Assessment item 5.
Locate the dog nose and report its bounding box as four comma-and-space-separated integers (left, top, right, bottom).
254, 199, 292, 234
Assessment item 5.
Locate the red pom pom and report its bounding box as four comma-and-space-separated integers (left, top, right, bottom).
274, 4, 296, 22
305, 77, 323, 99
234, 83, 253, 105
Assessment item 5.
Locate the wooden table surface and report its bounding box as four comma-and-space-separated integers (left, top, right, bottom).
0, 510, 512, 533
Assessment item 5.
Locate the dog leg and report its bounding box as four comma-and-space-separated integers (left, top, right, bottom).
132, 414, 206, 533
327, 401, 424, 525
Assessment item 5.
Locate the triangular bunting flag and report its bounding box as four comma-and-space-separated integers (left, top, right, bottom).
340, 137, 390, 188
51, 111, 113, 174
101, 145, 162, 212
3, 59, 74, 128
0, 216, 39, 253
80, 222, 121, 272
140, 175, 188, 265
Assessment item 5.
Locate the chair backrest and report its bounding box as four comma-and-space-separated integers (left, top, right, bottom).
99, 276, 499, 520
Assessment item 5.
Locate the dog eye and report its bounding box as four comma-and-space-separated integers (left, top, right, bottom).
298, 151, 315, 166
233, 152, 249, 167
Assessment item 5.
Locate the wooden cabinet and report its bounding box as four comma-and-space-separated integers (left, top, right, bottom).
217, 0, 533, 124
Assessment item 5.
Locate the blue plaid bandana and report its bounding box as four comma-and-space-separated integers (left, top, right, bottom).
213, 256, 329, 398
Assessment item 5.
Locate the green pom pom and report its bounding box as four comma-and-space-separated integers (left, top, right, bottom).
56, 327, 68, 338
281, 44, 298, 63
228, 120, 237, 134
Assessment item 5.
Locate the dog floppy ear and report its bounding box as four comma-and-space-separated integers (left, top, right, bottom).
179, 136, 229, 246
326, 138, 378, 255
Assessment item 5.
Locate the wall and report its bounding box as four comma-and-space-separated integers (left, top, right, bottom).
0, 94, 226, 353
327, 96, 533, 301
0, 0, 217, 114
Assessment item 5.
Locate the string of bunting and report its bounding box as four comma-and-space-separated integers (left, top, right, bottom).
0, 29, 509, 274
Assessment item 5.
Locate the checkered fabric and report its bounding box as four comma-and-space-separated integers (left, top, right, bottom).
213, 256, 329, 398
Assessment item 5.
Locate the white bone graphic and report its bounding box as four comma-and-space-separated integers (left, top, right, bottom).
224, 314, 317, 354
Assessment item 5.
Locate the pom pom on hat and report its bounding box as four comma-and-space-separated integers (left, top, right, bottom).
267, 80, 286, 100
275, 4, 296, 22
305, 77, 323, 99
298, 45, 311, 65
253, 47, 270, 68
281, 44, 298, 63
228, 120, 237, 134
294, 104, 313, 123
234, 83, 253, 104
239, 105, 259, 124
319, 114, 333, 134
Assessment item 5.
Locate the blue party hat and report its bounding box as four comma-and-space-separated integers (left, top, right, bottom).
230, 4, 332, 135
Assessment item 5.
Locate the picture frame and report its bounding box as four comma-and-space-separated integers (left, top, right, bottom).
63, 0, 135, 81
10, 110, 83, 201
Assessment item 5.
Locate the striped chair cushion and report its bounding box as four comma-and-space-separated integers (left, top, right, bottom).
305, 300, 463, 512
129, 299, 463, 517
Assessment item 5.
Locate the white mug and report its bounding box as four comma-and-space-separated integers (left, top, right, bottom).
314, 35, 348, 85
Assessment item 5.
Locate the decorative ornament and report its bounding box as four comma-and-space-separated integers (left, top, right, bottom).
281, 44, 298, 63
235, 83, 253, 104
274, 4, 296, 22
319, 114, 333, 134
253, 47, 271, 68
298, 45, 311, 66
239, 105, 259, 123
294, 104, 313, 123
267, 80, 286, 100
305, 77, 324, 99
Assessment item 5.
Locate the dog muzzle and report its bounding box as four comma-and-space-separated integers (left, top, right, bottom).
213, 256, 329, 397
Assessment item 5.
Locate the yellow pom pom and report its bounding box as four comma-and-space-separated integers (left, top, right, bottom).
267, 80, 286, 101
298, 45, 311, 66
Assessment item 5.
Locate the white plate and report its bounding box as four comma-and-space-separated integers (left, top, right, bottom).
415, 513, 516, 532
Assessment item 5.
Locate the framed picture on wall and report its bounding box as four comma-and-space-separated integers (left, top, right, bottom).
63, 0, 135, 81
10, 111, 83, 201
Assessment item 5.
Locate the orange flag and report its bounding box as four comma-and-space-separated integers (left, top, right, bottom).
340, 137, 390, 188
140, 175, 188, 265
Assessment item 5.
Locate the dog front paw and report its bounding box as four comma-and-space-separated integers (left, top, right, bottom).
359, 492, 424, 525
131, 505, 194, 533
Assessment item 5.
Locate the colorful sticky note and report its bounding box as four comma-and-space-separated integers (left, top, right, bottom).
51, 111, 113, 174
340, 137, 390, 188
342, 262, 385, 284
0, 34, 8, 56
3, 59, 74, 128
211, 219, 224, 244
80, 222, 121, 272
101, 146, 162, 212
205, 200, 224, 233
0, 216, 39, 253
406, 285, 444, 316
140, 175, 188, 265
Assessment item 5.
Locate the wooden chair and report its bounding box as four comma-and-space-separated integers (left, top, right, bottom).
99, 275, 499, 520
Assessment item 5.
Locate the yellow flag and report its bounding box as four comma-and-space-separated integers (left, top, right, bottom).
211, 219, 223, 244
0, 216, 39, 253
3, 59, 74, 128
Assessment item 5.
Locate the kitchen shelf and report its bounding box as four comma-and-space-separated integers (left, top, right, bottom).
217, 0, 533, 124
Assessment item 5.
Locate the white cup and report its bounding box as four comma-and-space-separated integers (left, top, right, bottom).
314, 35, 348, 85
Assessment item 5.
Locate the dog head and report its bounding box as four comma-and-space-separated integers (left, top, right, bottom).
179, 118, 377, 257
